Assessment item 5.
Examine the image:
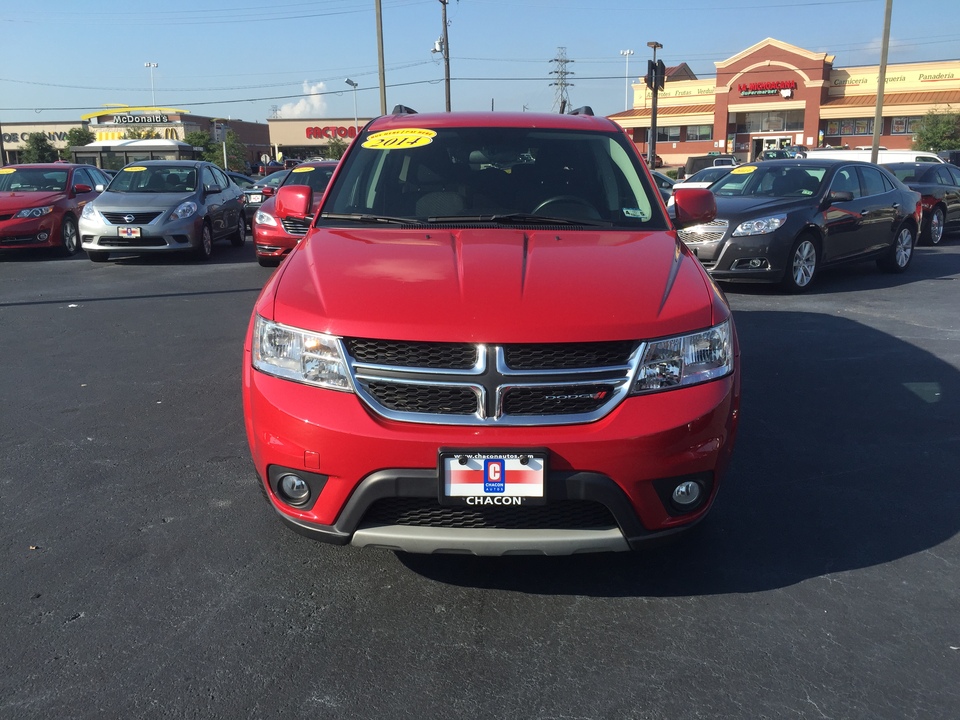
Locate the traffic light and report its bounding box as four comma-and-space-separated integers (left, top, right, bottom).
645, 60, 666, 91
656, 60, 666, 91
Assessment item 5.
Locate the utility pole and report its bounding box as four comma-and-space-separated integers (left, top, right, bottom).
375, 0, 387, 114
440, 0, 451, 111
870, 0, 893, 164
550, 47, 574, 114
646, 42, 664, 167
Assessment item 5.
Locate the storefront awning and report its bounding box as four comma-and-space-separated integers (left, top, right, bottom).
820, 90, 960, 118
609, 104, 715, 128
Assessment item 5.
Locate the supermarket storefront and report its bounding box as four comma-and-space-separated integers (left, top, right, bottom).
266, 118, 371, 161
610, 38, 960, 166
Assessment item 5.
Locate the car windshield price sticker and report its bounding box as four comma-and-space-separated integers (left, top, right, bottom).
362, 128, 436, 150
440, 451, 546, 505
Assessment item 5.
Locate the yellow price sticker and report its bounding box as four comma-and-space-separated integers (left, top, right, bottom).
124, 166, 147, 172
731, 165, 756, 174
291, 166, 315, 173
0, 168, 15, 174
362, 128, 437, 150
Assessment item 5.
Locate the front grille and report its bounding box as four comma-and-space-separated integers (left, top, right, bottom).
344, 338, 640, 426
98, 236, 167, 247
362, 498, 616, 530
281, 217, 311, 236
101, 211, 163, 225
678, 218, 729, 244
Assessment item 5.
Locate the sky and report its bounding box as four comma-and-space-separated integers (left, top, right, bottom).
1, 0, 959, 126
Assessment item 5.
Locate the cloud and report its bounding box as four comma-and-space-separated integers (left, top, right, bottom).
277, 81, 328, 118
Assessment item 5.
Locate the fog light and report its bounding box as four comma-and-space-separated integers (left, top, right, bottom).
38, 232, 49, 241
672, 481, 701, 507
278, 473, 311, 505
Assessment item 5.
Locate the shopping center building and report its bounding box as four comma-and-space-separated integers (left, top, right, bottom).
608, 38, 960, 166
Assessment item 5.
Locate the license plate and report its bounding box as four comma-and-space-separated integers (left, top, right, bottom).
439, 450, 547, 506
117, 226, 141, 238
248, 194, 263, 203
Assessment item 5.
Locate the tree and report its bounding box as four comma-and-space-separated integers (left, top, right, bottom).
326, 137, 348, 160
911, 110, 960, 153
123, 126, 161, 140
59, 127, 96, 160
21, 133, 59, 163
184, 130, 214, 158
220, 130, 249, 173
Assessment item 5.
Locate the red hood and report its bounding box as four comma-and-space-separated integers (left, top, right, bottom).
0, 191, 63, 209
265, 227, 721, 343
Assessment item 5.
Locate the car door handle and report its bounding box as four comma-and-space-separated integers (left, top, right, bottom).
892, 203, 900, 209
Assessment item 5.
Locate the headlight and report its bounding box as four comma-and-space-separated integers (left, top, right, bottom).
81, 204, 101, 221
14, 206, 54, 219
255, 209, 278, 227
632, 319, 733, 393
171, 201, 198, 220
253, 316, 352, 391
732, 214, 786, 237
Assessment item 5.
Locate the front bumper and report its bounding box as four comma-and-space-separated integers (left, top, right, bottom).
80, 214, 203, 253
243, 354, 740, 554
682, 227, 793, 282
0, 216, 61, 250
253, 222, 302, 260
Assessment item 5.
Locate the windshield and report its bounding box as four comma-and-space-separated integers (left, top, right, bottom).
0, 168, 68, 192
281, 165, 336, 193
321, 126, 664, 228
710, 165, 826, 198
107, 166, 197, 193
686, 167, 730, 184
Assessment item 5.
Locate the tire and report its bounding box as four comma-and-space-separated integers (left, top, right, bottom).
257, 256, 281, 268
780, 234, 819, 293
878, 224, 915, 273
230, 214, 246, 248
923, 206, 945, 246
87, 250, 109, 263
194, 223, 213, 261
60, 216, 80, 255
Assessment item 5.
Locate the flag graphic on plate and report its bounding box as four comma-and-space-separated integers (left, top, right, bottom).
443, 454, 544, 498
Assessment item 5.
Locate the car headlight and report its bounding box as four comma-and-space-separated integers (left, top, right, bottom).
14, 206, 54, 219
171, 201, 198, 220
255, 209, 278, 227
631, 319, 733, 393
80, 204, 101, 221
732, 214, 787, 237
253, 316, 352, 391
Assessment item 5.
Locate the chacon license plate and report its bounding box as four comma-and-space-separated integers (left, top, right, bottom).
117, 226, 141, 238
439, 450, 547, 506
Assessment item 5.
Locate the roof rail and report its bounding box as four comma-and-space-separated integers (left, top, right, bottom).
391, 105, 418, 115
568, 106, 594, 116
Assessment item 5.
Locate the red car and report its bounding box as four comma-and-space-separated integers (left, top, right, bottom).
0, 163, 110, 255
252, 161, 338, 267
243, 108, 740, 555
883, 161, 960, 245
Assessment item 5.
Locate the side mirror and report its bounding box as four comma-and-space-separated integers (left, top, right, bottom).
204, 184, 223, 195
73, 183, 93, 194
823, 190, 854, 208
276, 185, 313, 220
672, 188, 717, 229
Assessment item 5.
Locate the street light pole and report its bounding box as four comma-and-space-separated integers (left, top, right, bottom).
144, 62, 158, 107
646, 42, 662, 168
440, 0, 451, 111
345, 78, 359, 133
620, 50, 634, 112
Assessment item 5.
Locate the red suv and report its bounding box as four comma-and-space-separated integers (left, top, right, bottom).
252, 161, 338, 267
243, 107, 740, 555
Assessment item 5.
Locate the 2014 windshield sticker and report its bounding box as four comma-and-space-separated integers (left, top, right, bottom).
292, 166, 315, 173
124, 166, 147, 172
0, 168, 15, 174
731, 165, 756, 174
362, 128, 436, 150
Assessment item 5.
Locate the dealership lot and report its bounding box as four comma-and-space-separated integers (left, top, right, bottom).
2, 241, 958, 719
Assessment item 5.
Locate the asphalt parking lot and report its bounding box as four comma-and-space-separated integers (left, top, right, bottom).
2, 237, 958, 719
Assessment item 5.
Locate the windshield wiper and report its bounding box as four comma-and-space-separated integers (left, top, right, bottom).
430, 213, 613, 227
319, 212, 414, 225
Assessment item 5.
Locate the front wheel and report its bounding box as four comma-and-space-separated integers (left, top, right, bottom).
194, 223, 213, 261
230, 214, 246, 248
878, 225, 915, 273
780, 234, 819, 292
60, 216, 80, 255
923, 206, 945, 246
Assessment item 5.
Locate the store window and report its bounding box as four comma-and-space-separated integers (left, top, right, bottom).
656, 126, 681, 142
826, 118, 874, 136
735, 110, 804, 134
891, 117, 921, 135
686, 125, 714, 141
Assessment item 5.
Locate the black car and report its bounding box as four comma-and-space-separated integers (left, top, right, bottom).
883, 162, 960, 245
675, 159, 922, 292
242, 170, 289, 228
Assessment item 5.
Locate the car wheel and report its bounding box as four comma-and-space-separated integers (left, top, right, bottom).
194, 223, 213, 261
231, 214, 246, 248
780, 234, 819, 293
60, 216, 80, 255
924, 206, 945, 246
257, 256, 281, 268
878, 224, 915, 273
87, 250, 110, 263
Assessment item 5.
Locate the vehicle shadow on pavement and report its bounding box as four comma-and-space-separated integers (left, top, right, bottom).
398, 308, 960, 596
